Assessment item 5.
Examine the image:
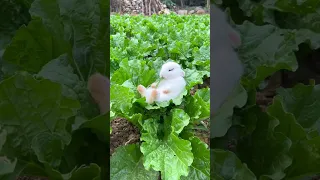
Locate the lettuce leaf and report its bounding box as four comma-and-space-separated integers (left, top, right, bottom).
140, 119, 193, 180
276, 83, 320, 134
110, 144, 159, 180
29, 0, 108, 79
236, 21, 299, 87
181, 137, 210, 180
211, 149, 256, 180
0, 72, 80, 169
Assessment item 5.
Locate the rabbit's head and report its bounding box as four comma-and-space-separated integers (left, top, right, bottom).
159, 62, 185, 79
211, 5, 241, 48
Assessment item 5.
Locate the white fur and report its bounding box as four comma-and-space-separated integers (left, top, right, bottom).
210, 5, 244, 112
155, 76, 186, 102
140, 62, 186, 103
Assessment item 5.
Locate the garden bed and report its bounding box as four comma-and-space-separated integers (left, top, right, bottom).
110, 13, 210, 179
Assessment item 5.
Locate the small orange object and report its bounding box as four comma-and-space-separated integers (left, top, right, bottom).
162, 89, 170, 94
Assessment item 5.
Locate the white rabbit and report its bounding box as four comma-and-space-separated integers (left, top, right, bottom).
210, 5, 244, 113
137, 62, 186, 104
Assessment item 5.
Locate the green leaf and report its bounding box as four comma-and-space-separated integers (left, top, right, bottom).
277, 10, 320, 32
237, 0, 276, 25
31, 132, 67, 168
237, 0, 320, 25
168, 41, 192, 60
30, 0, 108, 79
2, 18, 68, 73
110, 84, 135, 114
37, 53, 99, 119
284, 136, 320, 179
194, 88, 210, 120
170, 109, 190, 134
181, 137, 209, 180
0, 159, 28, 179
0, 129, 17, 176
211, 84, 247, 138
184, 95, 202, 122
110, 68, 131, 85
110, 104, 115, 120
0, 157, 17, 176
118, 59, 157, 87
0, 72, 80, 168
72, 113, 109, 142
0, 127, 7, 151
192, 46, 210, 72
295, 28, 320, 49
211, 174, 224, 180
211, 149, 256, 180
110, 144, 159, 180
64, 163, 101, 180
123, 113, 142, 129
263, 0, 320, 14
276, 84, 320, 134
275, 12, 320, 49
184, 69, 209, 90
267, 97, 306, 142
44, 163, 101, 180
37, 54, 80, 99
185, 88, 210, 123
237, 21, 299, 87
140, 120, 193, 180
267, 96, 320, 178
236, 107, 292, 179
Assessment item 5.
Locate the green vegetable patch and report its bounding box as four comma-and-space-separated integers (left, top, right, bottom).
110, 14, 210, 180
0, 0, 109, 179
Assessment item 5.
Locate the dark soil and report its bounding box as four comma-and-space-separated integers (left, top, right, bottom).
195, 119, 210, 145
282, 47, 320, 87
110, 118, 140, 155
256, 71, 282, 110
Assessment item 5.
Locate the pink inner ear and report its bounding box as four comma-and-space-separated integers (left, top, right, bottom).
228, 29, 241, 48
181, 71, 185, 77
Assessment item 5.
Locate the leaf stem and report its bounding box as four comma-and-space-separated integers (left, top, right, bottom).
73, 56, 85, 82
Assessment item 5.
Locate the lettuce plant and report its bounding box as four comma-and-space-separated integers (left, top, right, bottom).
211, 0, 320, 179
110, 14, 210, 180
0, 0, 109, 179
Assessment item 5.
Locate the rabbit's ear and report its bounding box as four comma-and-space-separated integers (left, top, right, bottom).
228, 26, 241, 48
181, 70, 185, 77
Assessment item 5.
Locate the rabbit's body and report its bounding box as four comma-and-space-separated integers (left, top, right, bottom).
137, 62, 186, 104
210, 5, 244, 113
155, 76, 186, 102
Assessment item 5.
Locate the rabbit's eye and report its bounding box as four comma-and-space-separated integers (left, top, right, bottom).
168, 68, 174, 71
